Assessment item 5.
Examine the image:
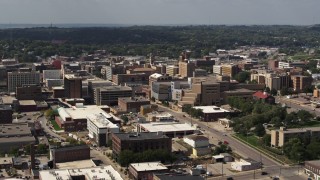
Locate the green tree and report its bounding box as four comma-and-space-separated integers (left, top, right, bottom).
261, 134, 271, 146
283, 138, 305, 162
234, 71, 251, 83
306, 140, 320, 160
118, 150, 135, 167
120, 115, 129, 125
254, 124, 266, 137
280, 87, 289, 96
213, 144, 232, 155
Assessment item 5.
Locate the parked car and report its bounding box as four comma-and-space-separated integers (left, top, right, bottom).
261, 171, 268, 175
224, 141, 229, 145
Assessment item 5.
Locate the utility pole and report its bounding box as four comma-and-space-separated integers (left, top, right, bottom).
253, 169, 255, 179
221, 162, 224, 179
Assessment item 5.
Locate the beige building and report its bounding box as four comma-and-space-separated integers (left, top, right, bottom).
291, 75, 313, 92
179, 61, 195, 78
221, 64, 239, 77
271, 127, 320, 147
166, 65, 179, 76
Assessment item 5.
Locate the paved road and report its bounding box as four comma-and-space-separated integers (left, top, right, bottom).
156, 105, 279, 167
38, 116, 66, 141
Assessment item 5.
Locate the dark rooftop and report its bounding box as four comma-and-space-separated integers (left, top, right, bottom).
113, 132, 169, 141
154, 173, 204, 180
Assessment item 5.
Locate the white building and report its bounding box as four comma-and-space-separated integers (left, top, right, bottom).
138, 122, 197, 138
39, 166, 123, 180
213, 65, 222, 75
183, 135, 209, 148
7, 71, 40, 92
147, 112, 175, 122
87, 113, 119, 147
43, 70, 61, 81
46, 79, 64, 90
231, 158, 261, 171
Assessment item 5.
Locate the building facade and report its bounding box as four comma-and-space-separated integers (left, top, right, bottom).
7, 71, 40, 92
93, 86, 133, 106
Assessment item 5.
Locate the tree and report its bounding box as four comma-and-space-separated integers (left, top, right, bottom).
234, 71, 251, 83
270, 88, 277, 96
261, 134, 271, 146
254, 124, 266, 137
265, 87, 271, 93
280, 87, 289, 96
120, 115, 129, 125
296, 110, 313, 124
213, 144, 232, 155
283, 138, 305, 162
306, 140, 320, 160
118, 150, 135, 167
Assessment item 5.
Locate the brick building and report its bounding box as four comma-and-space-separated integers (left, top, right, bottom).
128, 162, 168, 180
112, 132, 172, 160
16, 85, 42, 100
49, 145, 90, 167
0, 105, 13, 124
118, 97, 150, 113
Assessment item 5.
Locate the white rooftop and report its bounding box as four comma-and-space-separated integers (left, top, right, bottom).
87, 113, 119, 129
193, 106, 230, 113
39, 166, 123, 180
55, 159, 96, 169
150, 73, 164, 79
130, 162, 168, 172
212, 155, 224, 159
58, 105, 107, 121
140, 122, 197, 132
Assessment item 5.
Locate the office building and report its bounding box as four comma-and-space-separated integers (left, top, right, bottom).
16, 85, 42, 100
305, 160, 320, 180
43, 70, 61, 81
0, 105, 13, 124
129, 162, 168, 180
193, 69, 207, 77
291, 75, 313, 92
112, 132, 172, 159
7, 71, 40, 92
179, 61, 195, 78
39, 166, 123, 180
112, 73, 149, 86
93, 86, 132, 106
271, 127, 320, 147
46, 79, 64, 90
166, 65, 179, 76
221, 64, 239, 77
193, 106, 230, 121
87, 113, 120, 147
50, 145, 90, 165
118, 97, 150, 113
138, 122, 197, 138
64, 75, 83, 98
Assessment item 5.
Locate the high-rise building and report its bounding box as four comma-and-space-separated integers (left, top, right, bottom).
166, 65, 179, 76
93, 86, 133, 106
179, 61, 195, 78
291, 75, 313, 92
7, 71, 40, 92
64, 75, 83, 98
221, 64, 239, 78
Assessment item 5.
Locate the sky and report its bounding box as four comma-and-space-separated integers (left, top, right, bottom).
0, 0, 320, 25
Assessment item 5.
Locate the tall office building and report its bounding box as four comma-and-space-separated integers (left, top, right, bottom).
179, 61, 195, 78
64, 75, 83, 98
7, 71, 40, 92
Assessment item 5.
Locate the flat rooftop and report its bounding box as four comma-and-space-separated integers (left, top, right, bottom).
39, 166, 123, 180
56, 159, 96, 169
130, 162, 167, 172
140, 122, 197, 133
19, 100, 36, 106
0, 136, 35, 143
278, 127, 320, 133
87, 113, 119, 129
0, 157, 13, 165
118, 97, 149, 103
98, 86, 132, 91
114, 132, 169, 141
193, 106, 229, 113
58, 105, 107, 121
0, 123, 32, 137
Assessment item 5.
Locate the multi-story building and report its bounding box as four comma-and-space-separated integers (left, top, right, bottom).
193, 106, 230, 121
213, 65, 222, 75
149, 73, 173, 86
271, 127, 320, 147
39, 166, 123, 180
7, 71, 40, 92
179, 61, 195, 78
0, 105, 13, 124
166, 65, 179, 76
138, 122, 197, 138
193, 69, 208, 77
305, 160, 320, 180
112, 73, 149, 86
64, 74, 83, 98
129, 162, 168, 180
278, 61, 306, 69
221, 64, 239, 77
43, 69, 61, 81
291, 75, 313, 92
118, 97, 150, 113
112, 132, 172, 160
16, 85, 42, 100
46, 79, 64, 90
87, 113, 120, 147
151, 82, 172, 101
50, 145, 90, 165
93, 86, 133, 106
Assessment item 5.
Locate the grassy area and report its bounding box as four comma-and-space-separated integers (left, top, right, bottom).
234, 134, 293, 164
288, 120, 320, 128
50, 119, 62, 131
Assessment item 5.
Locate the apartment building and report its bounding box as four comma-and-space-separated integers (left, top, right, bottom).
166, 65, 179, 76
93, 86, 133, 105
7, 71, 40, 92
271, 127, 320, 147
291, 75, 313, 92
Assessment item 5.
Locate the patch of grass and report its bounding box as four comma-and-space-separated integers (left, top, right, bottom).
236, 134, 260, 147
50, 119, 62, 131
288, 120, 320, 128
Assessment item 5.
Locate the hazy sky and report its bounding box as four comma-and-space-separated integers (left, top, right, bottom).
0, 0, 320, 25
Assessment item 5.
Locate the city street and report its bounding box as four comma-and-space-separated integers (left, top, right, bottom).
155, 104, 308, 179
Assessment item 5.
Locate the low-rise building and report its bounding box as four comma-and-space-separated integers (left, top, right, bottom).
0, 104, 13, 124
50, 145, 90, 166
0, 157, 13, 169
252, 91, 275, 104
193, 106, 230, 122
212, 153, 234, 163
118, 97, 150, 113
183, 135, 210, 157
138, 122, 197, 138
140, 104, 158, 116
0, 123, 35, 152
231, 158, 261, 171
87, 113, 120, 147
305, 160, 320, 180
39, 165, 123, 180
147, 112, 175, 122
128, 162, 168, 180
112, 132, 172, 160
271, 126, 320, 147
